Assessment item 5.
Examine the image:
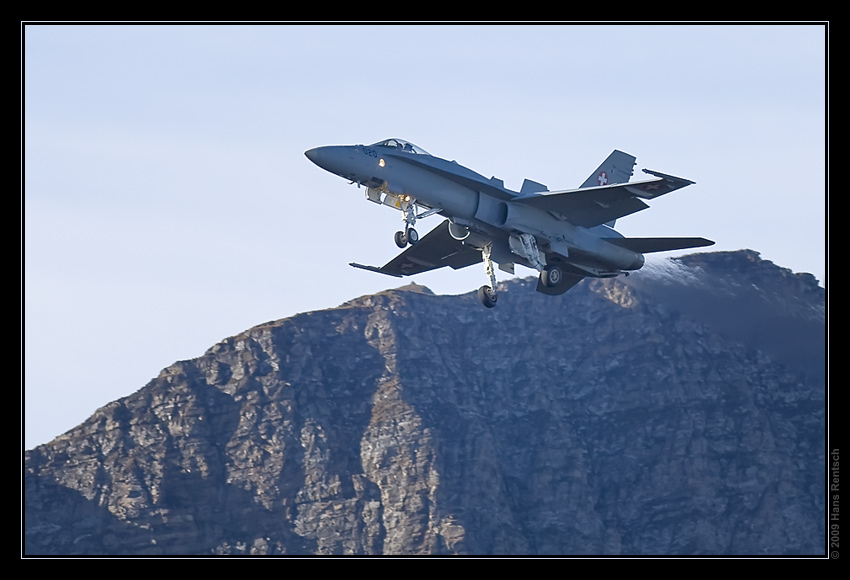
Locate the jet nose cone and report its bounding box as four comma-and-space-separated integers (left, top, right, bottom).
304, 147, 321, 164
305, 145, 356, 179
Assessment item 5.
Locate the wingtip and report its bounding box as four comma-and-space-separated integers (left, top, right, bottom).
349, 263, 402, 278
642, 168, 695, 185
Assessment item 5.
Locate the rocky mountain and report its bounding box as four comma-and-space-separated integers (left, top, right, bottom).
24, 250, 826, 556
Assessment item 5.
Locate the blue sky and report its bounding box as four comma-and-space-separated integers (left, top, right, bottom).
23, 23, 827, 449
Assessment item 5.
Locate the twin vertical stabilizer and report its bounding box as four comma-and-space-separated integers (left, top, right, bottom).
580, 149, 636, 226
580, 150, 636, 189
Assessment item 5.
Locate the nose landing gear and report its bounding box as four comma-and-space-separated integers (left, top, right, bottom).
393, 196, 429, 248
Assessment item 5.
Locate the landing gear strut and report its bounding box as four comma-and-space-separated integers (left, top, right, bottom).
394, 196, 420, 248
478, 243, 498, 308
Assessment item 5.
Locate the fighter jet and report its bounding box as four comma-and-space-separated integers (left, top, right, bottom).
305, 138, 713, 308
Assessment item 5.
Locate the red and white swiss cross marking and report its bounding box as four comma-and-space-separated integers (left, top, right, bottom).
597, 171, 608, 186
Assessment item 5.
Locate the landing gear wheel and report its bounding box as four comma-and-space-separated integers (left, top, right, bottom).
406, 228, 419, 245
478, 285, 497, 308
541, 265, 563, 288
394, 231, 407, 248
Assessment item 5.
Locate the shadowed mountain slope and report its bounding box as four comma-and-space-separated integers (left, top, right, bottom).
24, 250, 826, 555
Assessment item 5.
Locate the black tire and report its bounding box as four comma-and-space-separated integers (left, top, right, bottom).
477, 285, 497, 308
541, 265, 563, 288
407, 228, 419, 245
394, 231, 407, 248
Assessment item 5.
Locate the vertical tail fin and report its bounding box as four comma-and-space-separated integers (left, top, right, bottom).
580, 149, 636, 188
580, 149, 636, 226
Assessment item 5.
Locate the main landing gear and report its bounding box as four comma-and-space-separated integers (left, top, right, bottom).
474, 239, 568, 306
475, 246, 564, 308
478, 243, 498, 308
540, 264, 563, 288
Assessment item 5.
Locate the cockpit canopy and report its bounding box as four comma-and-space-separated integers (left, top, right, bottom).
371, 138, 431, 156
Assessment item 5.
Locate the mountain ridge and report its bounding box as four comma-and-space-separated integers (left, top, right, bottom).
24, 249, 827, 555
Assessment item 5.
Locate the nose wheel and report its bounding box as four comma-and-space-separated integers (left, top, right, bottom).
394, 227, 419, 248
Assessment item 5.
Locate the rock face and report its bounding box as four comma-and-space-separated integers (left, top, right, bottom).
24, 250, 826, 555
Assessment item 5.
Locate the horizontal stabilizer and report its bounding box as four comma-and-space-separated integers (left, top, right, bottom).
604, 237, 715, 254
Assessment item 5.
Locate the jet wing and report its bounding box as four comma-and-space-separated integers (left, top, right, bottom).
350, 220, 482, 277
513, 170, 695, 228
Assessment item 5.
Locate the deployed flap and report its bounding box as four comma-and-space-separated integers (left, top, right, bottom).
603, 237, 714, 254
350, 220, 481, 277
514, 173, 695, 228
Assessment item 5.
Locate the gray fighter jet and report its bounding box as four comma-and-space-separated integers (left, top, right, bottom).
305, 138, 713, 308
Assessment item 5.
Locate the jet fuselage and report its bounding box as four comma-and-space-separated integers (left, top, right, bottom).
305, 142, 644, 275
